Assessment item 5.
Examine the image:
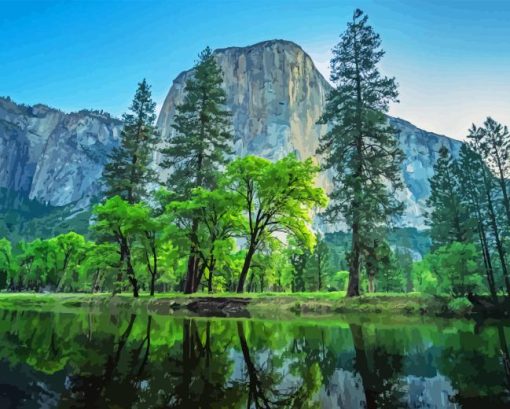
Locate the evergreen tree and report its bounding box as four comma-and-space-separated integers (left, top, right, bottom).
160, 47, 232, 198
467, 124, 510, 296
395, 247, 414, 293
478, 117, 510, 227
290, 250, 309, 293
426, 145, 470, 248
364, 238, 394, 292
308, 235, 330, 291
457, 144, 498, 302
317, 9, 403, 297
159, 47, 233, 294
102, 79, 159, 204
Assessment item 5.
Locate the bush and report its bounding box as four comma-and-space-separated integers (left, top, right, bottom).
447, 297, 472, 314
329, 270, 349, 291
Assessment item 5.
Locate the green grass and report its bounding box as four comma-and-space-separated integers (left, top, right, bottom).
0, 291, 464, 318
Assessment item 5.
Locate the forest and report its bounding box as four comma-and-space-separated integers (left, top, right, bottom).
0, 9, 509, 304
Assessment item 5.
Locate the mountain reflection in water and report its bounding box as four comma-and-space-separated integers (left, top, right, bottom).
0, 310, 508, 408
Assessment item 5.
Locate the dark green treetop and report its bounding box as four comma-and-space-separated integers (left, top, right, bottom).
102, 79, 159, 204
160, 47, 233, 199
426, 145, 470, 248
317, 9, 403, 296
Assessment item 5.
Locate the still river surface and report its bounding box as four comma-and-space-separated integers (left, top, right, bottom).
0, 309, 509, 408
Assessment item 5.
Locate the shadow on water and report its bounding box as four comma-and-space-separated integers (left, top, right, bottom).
0, 310, 509, 408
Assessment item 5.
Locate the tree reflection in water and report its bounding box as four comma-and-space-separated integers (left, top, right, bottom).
0, 310, 508, 408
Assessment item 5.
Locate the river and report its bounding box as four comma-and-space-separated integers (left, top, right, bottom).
0, 309, 508, 408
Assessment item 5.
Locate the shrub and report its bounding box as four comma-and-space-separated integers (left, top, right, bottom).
447, 297, 472, 314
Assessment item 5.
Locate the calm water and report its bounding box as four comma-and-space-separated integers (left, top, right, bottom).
0, 310, 509, 408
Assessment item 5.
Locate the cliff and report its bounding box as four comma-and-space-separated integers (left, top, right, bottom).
0, 97, 122, 208
0, 40, 466, 233
157, 40, 463, 229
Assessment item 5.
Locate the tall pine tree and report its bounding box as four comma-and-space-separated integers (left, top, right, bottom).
160, 47, 233, 293
317, 9, 403, 297
468, 124, 510, 296
102, 79, 159, 204
478, 117, 510, 228
426, 145, 470, 248
458, 144, 498, 301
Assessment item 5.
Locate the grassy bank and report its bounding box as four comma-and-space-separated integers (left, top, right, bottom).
0, 291, 471, 318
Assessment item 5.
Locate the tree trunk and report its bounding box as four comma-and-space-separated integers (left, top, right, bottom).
184, 255, 196, 294
237, 242, 257, 293
193, 261, 206, 293
92, 268, 102, 293
247, 271, 255, 293
347, 23, 364, 299
347, 221, 361, 297
368, 274, 375, 293
149, 242, 157, 297
121, 236, 139, 298
113, 239, 125, 296
494, 154, 510, 227
478, 222, 498, 303
207, 258, 216, 293
485, 185, 510, 297
150, 273, 156, 297
317, 254, 322, 291
184, 218, 199, 294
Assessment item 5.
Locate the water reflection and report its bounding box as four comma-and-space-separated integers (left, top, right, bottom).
0, 310, 508, 408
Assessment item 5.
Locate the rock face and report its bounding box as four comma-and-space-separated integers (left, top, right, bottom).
157, 40, 463, 229
0, 39, 463, 230
0, 97, 121, 207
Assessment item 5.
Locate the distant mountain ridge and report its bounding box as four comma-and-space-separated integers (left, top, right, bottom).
0, 40, 463, 237
0, 96, 121, 208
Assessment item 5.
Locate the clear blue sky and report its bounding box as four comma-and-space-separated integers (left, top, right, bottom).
1, 0, 510, 140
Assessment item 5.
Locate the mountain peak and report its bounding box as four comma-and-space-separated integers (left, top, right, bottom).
215, 39, 305, 54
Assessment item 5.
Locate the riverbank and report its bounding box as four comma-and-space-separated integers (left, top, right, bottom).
0, 292, 477, 319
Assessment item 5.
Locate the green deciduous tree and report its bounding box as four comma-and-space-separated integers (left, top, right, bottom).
0, 238, 13, 289
168, 187, 242, 293
52, 232, 90, 292
317, 9, 403, 297
79, 242, 119, 292
93, 196, 153, 297
306, 235, 332, 291
289, 241, 310, 293
426, 242, 484, 296
223, 155, 328, 293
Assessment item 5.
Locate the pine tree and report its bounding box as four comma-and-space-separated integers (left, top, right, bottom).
159, 47, 233, 293
102, 79, 159, 204
317, 9, 404, 297
468, 124, 510, 297
478, 117, 510, 228
457, 144, 498, 302
160, 47, 232, 199
426, 145, 470, 248
310, 235, 330, 291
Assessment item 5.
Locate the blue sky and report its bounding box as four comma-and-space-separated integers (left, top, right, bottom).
1, 0, 510, 140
